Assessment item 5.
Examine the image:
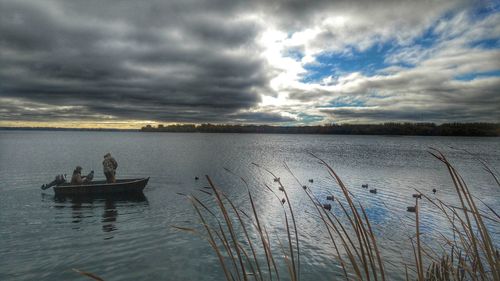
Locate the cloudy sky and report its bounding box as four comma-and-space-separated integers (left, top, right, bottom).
0, 0, 499, 128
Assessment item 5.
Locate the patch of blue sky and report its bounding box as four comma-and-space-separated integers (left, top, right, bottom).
297, 113, 324, 123
300, 23, 445, 84
471, 1, 500, 19
300, 43, 393, 83
413, 23, 441, 48
454, 70, 500, 81
298, 8, 495, 85
470, 38, 499, 49
467, 5, 500, 48
316, 99, 366, 108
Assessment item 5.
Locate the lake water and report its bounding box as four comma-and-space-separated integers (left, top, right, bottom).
0, 131, 498, 281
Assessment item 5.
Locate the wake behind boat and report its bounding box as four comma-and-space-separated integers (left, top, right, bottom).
53, 178, 149, 196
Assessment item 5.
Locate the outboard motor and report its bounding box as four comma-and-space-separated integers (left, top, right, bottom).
41, 174, 66, 190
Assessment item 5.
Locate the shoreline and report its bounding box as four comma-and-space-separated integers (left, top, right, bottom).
1, 122, 499, 137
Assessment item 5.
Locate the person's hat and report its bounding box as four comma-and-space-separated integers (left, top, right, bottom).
75, 166, 82, 171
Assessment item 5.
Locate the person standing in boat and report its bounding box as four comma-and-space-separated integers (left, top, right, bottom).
103, 153, 118, 183
71, 166, 87, 185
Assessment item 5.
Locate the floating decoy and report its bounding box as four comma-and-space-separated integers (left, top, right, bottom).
407, 206, 416, 212
274, 177, 280, 182
369, 188, 377, 194
412, 194, 422, 199
279, 186, 284, 192
195, 176, 199, 180
432, 188, 437, 194
281, 198, 286, 204
308, 179, 314, 183
326, 195, 334, 201
302, 185, 307, 190
323, 203, 332, 211
362, 184, 368, 188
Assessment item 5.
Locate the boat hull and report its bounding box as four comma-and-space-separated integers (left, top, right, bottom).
53, 178, 149, 196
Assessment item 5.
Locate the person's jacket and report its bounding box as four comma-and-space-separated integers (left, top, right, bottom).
103, 156, 118, 173
71, 171, 83, 185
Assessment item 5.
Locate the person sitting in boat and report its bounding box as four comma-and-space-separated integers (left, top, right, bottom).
103, 153, 118, 183
70, 166, 87, 185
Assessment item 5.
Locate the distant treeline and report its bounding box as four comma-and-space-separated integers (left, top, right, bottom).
141, 123, 500, 136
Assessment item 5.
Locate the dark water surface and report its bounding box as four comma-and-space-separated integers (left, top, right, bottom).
0, 131, 498, 280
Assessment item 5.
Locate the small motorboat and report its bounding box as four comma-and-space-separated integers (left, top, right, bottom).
52, 178, 149, 196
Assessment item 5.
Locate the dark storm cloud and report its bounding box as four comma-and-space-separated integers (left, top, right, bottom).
320, 105, 500, 123
319, 77, 500, 123
229, 111, 295, 123
0, 0, 273, 123
0, 98, 105, 121
0, 0, 496, 125
316, 77, 500, 123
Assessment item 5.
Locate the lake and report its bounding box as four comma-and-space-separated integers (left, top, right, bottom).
0, 130, 498, 280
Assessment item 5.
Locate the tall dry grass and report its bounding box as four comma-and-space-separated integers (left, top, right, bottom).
175, 151, 499, 281
75, 150, 498, 281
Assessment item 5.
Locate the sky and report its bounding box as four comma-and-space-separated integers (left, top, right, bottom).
0, 0, 499, 128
